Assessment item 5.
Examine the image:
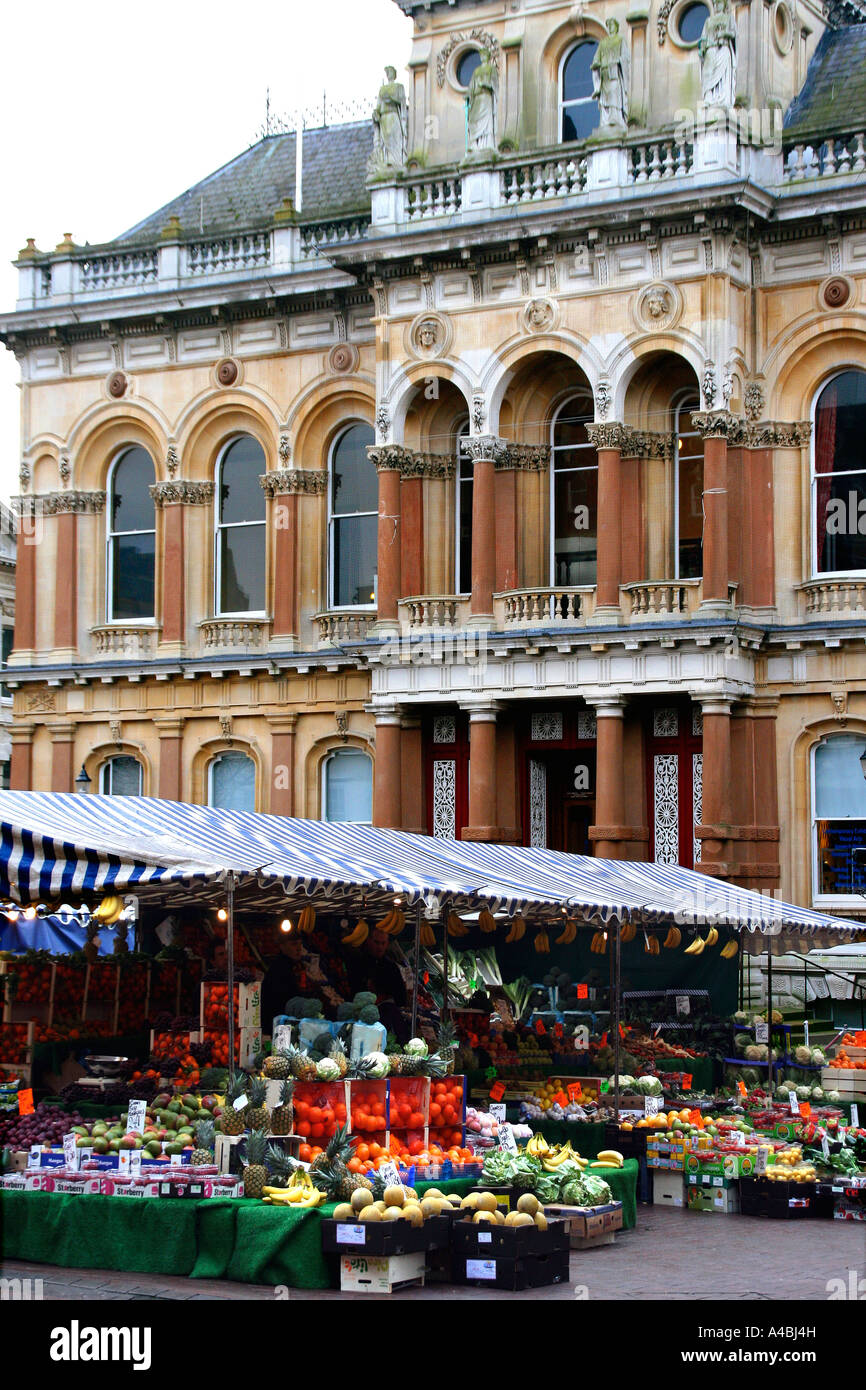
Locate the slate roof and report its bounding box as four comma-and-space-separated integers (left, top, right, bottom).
784, 24, 866, 138
114, 122, 374, 247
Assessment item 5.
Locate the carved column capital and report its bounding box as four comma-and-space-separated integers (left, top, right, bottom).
259, 469, 327, 497
150, 480, 215, 507
496, 443, 551, 471
366, 444, 416, 473
463, 434, 508, 465
40, 490, 106, 515
585, 422, 629, 451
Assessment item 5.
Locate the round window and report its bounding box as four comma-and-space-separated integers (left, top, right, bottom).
456, 48, 482, 89
678, 1, 709, 43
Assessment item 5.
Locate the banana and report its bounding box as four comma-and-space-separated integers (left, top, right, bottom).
706, 926, 719, 947
298, 906, 317, 935
420, 922, 436, 948
721, 938, 739, 958
342, 918, 370, 947
381, 908, 405, 936
378, 908, 398, 933
448, 912, 469, 938
644, 935, 660, 956
556, 918, 578, 946
596, 1149, 625, 1168
505, 914, 527, 943
620, 921, 637, 944
94, 895, 122, 923
684, 936, 706, 956
527, 1134, 549, 1156
534, 930, 550, 954
663, 925, 682, 949
590, 931, 608, 954
478, 907, 497, 934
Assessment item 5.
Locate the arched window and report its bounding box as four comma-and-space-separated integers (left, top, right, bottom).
107, 447, 155, 621
99, 755, 142, 797
560, 42, 599, 142
456, 419, 472, 594
673, 393, 704, 579
813, 370, 866, 576
551, 395, 597, 585
322, 748, 373, 823
208, 750, 256, 812
329, 423, 377, 608
215, 436, 266, 614
812, 734, 866, 900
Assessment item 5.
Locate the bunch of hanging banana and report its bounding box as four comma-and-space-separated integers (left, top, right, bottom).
684, 934, 706, 955
447, 911, 469, 938
297, 905, 317, 935
705, 927, 719, 946
478, 907, 498, 934
505, 914, 526, 943
662, 925, 681, 949
342, 918, 370, 947
420, 921, 437, 947
720, 938, 739, 958
555, 917, 578, 945
93, 894, 125, 925
534, 929, 550, 954
644, 934, 660, 956
378, 906, 406, 936
590, 930, 608, 954
620, 921, 637, 944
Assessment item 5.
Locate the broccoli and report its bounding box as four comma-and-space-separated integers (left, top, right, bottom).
353, 991, 377, 1008
285, 996, 307, 1017
300, 998, 323, 1019
359, 1004, 380, 1025
312, 1030, 334, 1054
336, 1002, 357, 1022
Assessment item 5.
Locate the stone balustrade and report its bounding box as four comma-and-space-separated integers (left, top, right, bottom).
798, 578, 866, 618
495, 587, 593, 627
199, 618, 270, 651
398, 595, 466, 629
313, 611, 375, 647
622, 579, 701, 619
90, 625, 160, 657
784, 133, 866, 182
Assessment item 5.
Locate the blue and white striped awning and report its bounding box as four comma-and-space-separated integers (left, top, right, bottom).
0, 791, 861, 951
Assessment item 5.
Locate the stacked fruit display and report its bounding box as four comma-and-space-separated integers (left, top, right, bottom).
0, 1023, 31, 1064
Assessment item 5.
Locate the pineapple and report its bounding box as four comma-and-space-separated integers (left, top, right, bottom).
246, 1076, 269, 1132
263, 1049, 293, 1080
437, 1021, 457, 1074
265, 1142, 298, 1189
386, 1046, 406, 1077
270, 1079, 295, 1135
286, 1044, 317, 1082
347, 1055, 380, 1081
241, 1130, 270, 1200
191, 1119, 215, 1166
220, 1073, 249, 1135
309, 1122, 355, 1188
328, 1038, 348, 1078
316, 1156, 373, 1202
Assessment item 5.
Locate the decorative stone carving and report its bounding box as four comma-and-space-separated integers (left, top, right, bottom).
26, 690, 56, 713
620, 430, 673, 461
820, 275, 853, 310
406, 311, 452, 360
744, 381, 765, 422
216, 358, 239, 387
259, 470, 327, 496
278, 433, 292, 464
336, 710, 349, 742
463, 434, 508, 465
109, 719, 122, 746
18, 461, 30, 488
592, 18, 630, 130
594, 380, 612, 421
376, 405, 391, 441
369, 67, 407, 174
42, 491, 106, 515
722, 368, 734, 407
472, 394, 486, 433
690, 410, 740, 440
437, 29, 500, 87
523, 297, 557, 334
107, 370, 128, 399
150, 480, 215, 507
585, 421, 628, 450
466, 48, 498, 154
367, 444, 415, 473
219, 713, 233, 742
497, 444, 551, 472
657, 0, 674, 43
58, 454, 71, 484
633, 281, 681, 332
702, 361, 718, 408
831, 690, 848, 725
399, 452, 456, 480
328, 343, 360, 374
700, 0, 737, 109
165, 442, 179, 477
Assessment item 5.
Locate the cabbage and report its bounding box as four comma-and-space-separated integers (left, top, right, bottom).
364, 1051, 390, 1079
732, 1010, 749, 1024
615, 1075, 635, 1090
636, 1075, 662, 1097
811, 1086, 824, 1101
405, 1038, 428, 1058
827, 1090, 841, 1104
316, 1057, 341, 1081
796, 1085, 811, 1101
734, 1033, 752, 1055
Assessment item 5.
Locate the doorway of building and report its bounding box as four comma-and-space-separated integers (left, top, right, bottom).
528, 750, 596, 852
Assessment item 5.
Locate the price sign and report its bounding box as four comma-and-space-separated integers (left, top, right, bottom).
170, 1152, 183, 1167
272, 1025, 293, 1054
63, 1133, 78, 1171
737, 1080, 748, 1098
799, 1102, 812, 1119
851, 1104, 860, 1128
379, 1161, 402, 1188
618, 1024, 627, 1041
688, 1108, 703, 1126
552, 1090, 569, 1108
554, 1023, 564, 1040
644, 1096, 660, 1117
789, 1092, 800, 1115
755, 1145, 769, 1175
576, 984, 588, 1000
337, 1225, 365, 1245
498, 1123, 518, 1153
600, 1079, 610, 1095
681, 1074, 693, 1091
728, 1129, 745, 1147
535, 1019, 546, 1036
17, 1088, 34, 1115
489, 1103, 506, 1124
600, 1031, 608, 1046
489, 1079, 506, 1102
233, 1095, 249, 1112
567, 1082, 583, 1103
755, 1020, 769, 1044
573, 1026, 589, 1052
675, 996, 690, 1017
126, 1099, 147, 1135
117, 1150, 130, 1172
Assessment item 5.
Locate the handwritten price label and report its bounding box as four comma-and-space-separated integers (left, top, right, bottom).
755, 1020, 769, 1044
576, 984, 588, 1000
535, 1019, 546, 1036
681, 1074, 693, 1091
498, 1123, 518, 1153
644, 1096, 660, 1117
567, 1082, 583, 1103
489, 1080, 506, 1102
126, 1100, 147, 1135
18, 1089, 34, 1115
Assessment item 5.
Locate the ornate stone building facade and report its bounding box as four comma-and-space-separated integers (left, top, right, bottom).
2, 0, 865, 917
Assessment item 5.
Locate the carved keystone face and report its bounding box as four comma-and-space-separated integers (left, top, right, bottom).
216, 358, 239, 386
646, 289, 669, 319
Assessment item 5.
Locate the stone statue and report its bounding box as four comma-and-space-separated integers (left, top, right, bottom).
370, 66, 407, 173
699, 0, 737, 109
466, 48, 498, 154
591, 18, 630, 131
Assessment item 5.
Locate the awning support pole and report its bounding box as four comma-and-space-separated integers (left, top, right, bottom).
613, 917, 622, 1122
766, 947, 773, 1091
442, 897, 450, 1026
226, 870, 236, 1081
410, 900, 422, 1038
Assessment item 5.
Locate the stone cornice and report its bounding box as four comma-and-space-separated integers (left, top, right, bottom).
39, 490, 106, 515
259, 469, 327, 497
585, 422, 630, 451
496, 443, 551, 472
150, 480, 214, 507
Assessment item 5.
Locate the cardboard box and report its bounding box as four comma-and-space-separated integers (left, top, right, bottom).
2, 1173, 43, 1191
457, 1250, 570, 1290
544, 1201, 623, 1248
321, 1219, 434, 1257
652, 1169, 686, 1207
114, 1182, 161, 1199
340, 1251, 426, 1294
686, 1185, 740, 1214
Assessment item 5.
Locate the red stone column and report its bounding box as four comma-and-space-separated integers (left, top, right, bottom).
494, 463, 518, 594
53, 509, 77, 652
742, 442, 775, 610
49, 722, 76, 793
373, 706, 402, 829
370, 448, 403, 628
400, 715, 424, 833
400, 471, 424, 601
160, 501, 185, 645
694, 414, 732, 609
10, 721, 35, 790
589, 697, 626, 859
268, 714, 297, 818
467, 437, 504, 619
155, 716, 185, 802
619, 437, 645, 586
12, 500, 36, 656
461, 703, 500, 841
266, 475, 300, 642
587, 424, 626, 619
697, 697, 733, 868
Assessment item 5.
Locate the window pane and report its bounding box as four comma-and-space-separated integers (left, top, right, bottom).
456, 49, 481, 88
210, 752, 255, 812
220, 522, 266, 613
458, 477, 473, 593
332, 424, 377, 515
815, 736, 866, 818
333, 513, 377, 607
562, 100, 598, 142
325, 750, 372, 822
562, 43, 597, 101
219, 436, 266, 525
815, 371, 866, 474
1, 626, 12, 699
554, 468, 598, 585
554, 401, 593, 455
102, 756, 141, 797
112, 533, 155, 620
678, 2, 709, 42
677, 420, 704, 579
112, 447, 155, 533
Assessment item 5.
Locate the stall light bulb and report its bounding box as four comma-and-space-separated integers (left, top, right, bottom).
217, 908, 228, 923
392, 896, 402, 906
279, 918, 293, 934
5, 907, 19, 922
23, 905, 37, 920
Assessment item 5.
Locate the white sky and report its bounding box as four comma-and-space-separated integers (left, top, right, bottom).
0, 0, 412, 502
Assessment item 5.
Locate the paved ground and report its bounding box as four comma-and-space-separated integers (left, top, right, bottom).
3, 1206, 864, 1300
